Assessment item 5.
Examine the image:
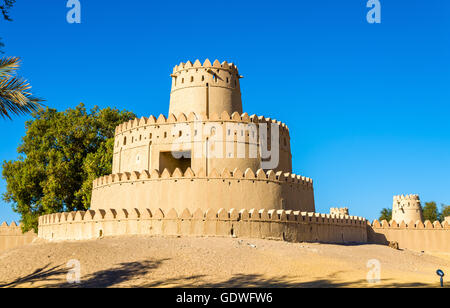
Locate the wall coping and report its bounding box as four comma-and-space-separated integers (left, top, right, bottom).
39, 208, 367, 227
115, 113, 290, 135
93, 168, 314, 190
368, 219, 450, 230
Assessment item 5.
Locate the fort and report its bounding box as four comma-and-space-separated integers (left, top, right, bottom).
1, 59, 449, 254
93, 59, 311, 214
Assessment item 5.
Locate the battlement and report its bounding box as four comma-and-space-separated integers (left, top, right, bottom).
367, 218, 450, 252
114, 112, 289, 135
38, 207, 367, 244
172, 59, 240, 75
393, 194, 420, 202
369, 219, 449, 230
0, 221, 36, 252
0, 221, 20, 232
39, 208, 365, 226
92, 167, 313, 189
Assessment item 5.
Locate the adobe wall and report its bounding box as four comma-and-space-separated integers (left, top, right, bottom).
38, 208, 367, 244
0, 222, 36, 252
367, 220, 450, 253
112, 112, 292, 175
90, 168, 315, 213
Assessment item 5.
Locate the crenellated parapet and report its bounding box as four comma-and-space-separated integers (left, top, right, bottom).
393, 194, 420, 201
172, 59, 240, 76
40, 208, 366, 226
0, 221, 21, 234
368, 219, 450, 230
367, 219, 450, 252
0, 221, 37, 252
38, 207, 367, 243
92, 168, 313, 190
114, 112, 289, 135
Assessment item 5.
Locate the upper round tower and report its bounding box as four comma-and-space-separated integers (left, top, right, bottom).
169, 59, 243, 116
392, 194, 424, 224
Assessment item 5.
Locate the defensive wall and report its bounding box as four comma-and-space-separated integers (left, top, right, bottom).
5, 212, 448, 254
91, 168, 315, 213
0, 222, 36, 252
38, 208, 367, 244
367, 219, 450, 253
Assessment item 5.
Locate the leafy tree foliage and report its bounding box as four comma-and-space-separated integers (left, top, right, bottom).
379, 208, 392, 222
422, 201, 438, 222
2, 103, 135, 232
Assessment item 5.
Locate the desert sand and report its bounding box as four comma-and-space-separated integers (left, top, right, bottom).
0, 236, 448, 288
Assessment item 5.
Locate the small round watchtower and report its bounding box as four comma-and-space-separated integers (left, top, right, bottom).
169, 59, 243, 116
392, 194, 424, 224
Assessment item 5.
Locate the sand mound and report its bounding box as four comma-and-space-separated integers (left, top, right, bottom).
0, 236, 448, 288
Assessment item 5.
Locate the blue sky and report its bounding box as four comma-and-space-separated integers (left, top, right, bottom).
0, 0, 449, 223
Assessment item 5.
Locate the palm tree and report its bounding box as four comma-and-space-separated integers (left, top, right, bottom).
0, 57, 44, 119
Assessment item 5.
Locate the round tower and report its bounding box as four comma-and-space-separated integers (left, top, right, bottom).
169, 59, 243, 116
392, 194, 424, 224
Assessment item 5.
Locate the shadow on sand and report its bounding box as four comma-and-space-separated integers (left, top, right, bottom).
0, 260, 437, 288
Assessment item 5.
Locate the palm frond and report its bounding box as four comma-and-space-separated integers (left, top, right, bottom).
0, 56, 20, 78
0, 76, 44, 119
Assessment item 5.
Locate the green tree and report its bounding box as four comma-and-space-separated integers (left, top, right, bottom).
439, 204, 450, 223
379, 208, 392, 222
0, 57, 43, 118
2, 103, 135, 232
422, 201, 438, 222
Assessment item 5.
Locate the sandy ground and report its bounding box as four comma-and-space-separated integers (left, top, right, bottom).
0, 236, 448, 288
